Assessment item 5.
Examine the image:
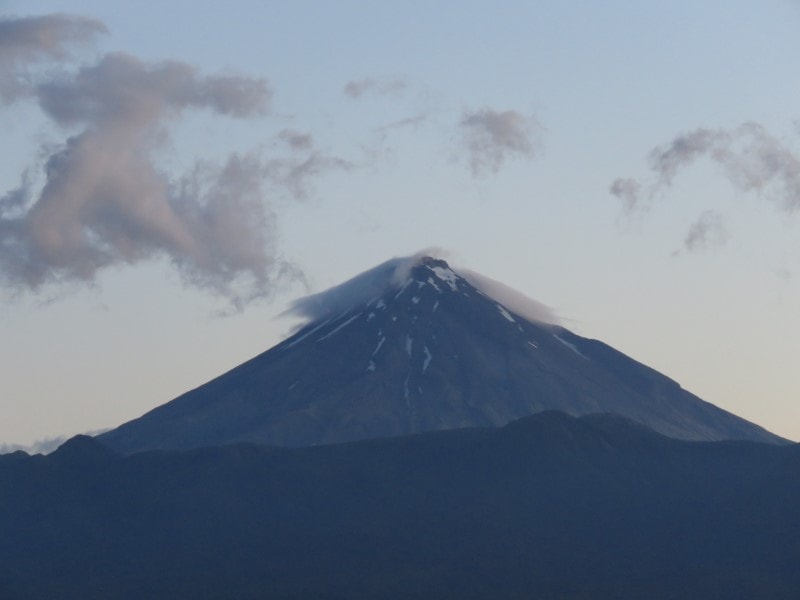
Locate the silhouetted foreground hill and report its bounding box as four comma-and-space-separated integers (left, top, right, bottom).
2, 412, 800, 599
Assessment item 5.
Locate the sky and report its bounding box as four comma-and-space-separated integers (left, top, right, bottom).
2, 1, 799, 449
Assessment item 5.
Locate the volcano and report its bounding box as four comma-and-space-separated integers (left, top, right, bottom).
98, 255, 783, 453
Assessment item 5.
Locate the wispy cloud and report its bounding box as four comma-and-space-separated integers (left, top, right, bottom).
377, 114, 427, 133
355, 113, 430, 166
682, 210, 726, 253
608, 178, 643, 214
278, 129, 314, 151
611, 122, 800, 249
612, 123, 800, 212
0, 13, 106, 102
268, 128, 355, 199
0, 436, 66, 455
459, 107, 542, 176
343, 77, 406, 99
264, 152, 354, 201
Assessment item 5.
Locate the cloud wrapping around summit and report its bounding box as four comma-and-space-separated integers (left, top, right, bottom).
286, 252, 558, 326
459, 269, 558, 325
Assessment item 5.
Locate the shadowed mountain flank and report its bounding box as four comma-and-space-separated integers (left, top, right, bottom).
99, 256, 785, 453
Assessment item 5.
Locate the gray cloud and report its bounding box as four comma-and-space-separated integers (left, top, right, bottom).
357, 114, 429, 163
682, 211, 726, 253
278, 129, 313, 151
647, 128, 728, 187
612, 123, 800, 247
264, 152, 354, 200
613, 123, 800, 212
0, 46, 297, 308
459, 108, 541, 176
168, 153, 284, 305
377, 113, 427, 133
343, 77, 406, 99
608, 178, 642, 213
0, 13, 106, 102
35, 52, 269, 125
0, 169, 32, 214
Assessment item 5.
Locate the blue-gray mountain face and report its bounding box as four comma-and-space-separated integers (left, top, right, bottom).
98, 256, 783, 453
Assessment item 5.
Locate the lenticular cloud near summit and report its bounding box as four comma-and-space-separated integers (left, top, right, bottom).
286, 252, 559, 325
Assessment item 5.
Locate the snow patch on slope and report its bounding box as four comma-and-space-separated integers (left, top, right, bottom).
285, 319, 331, 348
423, 346, 432, 373
430, 265, 459, 291
496, 304, 515, 323
554, 334, 588, 359
317, 314, 361, 341
395, 278, 413, 300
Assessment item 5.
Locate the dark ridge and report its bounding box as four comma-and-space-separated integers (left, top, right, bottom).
2, 411, 800, 599
0, 450, 30, 464
50, 434, 119, 465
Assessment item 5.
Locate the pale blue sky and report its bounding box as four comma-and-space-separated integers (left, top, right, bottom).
2, 1, 799, 446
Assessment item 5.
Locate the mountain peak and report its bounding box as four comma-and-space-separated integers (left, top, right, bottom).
285, 252, 556, 328
98, 253, 785, 454
285, 253, 470, 324
413, 255, 451, 270
51, 435, 118, 466
402, 256, 469, 294
409, 256, 462, 284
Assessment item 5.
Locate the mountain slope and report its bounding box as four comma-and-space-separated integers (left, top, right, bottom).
4, 413, 800, 599
99, 256, 784, 453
